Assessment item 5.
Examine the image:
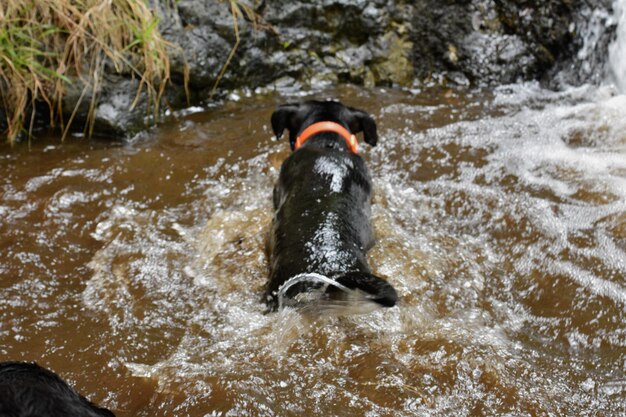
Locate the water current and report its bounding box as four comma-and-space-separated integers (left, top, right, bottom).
1, 5, 626, 417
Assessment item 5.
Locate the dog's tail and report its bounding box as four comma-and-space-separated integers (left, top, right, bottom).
330, 271, 398, 308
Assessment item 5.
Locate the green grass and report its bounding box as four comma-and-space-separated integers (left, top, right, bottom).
0, 0, 178, 144
0, 0, 265, 144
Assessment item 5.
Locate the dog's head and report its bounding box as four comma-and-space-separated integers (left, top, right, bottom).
271, 100, 378, 151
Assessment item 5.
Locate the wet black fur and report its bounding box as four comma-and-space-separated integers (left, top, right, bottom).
267, 100, 398, 310
0, 362, 115, 417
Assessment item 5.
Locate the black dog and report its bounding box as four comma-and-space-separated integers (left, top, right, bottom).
0, 362, 115, 417
266, 100, 398, 311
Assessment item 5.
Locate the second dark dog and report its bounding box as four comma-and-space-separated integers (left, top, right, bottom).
266, 100, 398, 311
0, 361, 115, 417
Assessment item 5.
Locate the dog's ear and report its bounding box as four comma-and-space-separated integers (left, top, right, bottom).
271, 103, 301, 149
347, 107, 378, 147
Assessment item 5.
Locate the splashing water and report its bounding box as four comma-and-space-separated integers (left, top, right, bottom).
2, 19, 626, 414
2, 82, 623, 415
277, 272, 383, 315
610, 0, 626, 91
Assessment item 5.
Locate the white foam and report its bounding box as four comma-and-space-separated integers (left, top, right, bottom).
65, 84, 625, 415
313, 156, 351, 193
609, 0, 626, 91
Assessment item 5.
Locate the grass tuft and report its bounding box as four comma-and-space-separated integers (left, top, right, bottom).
0, 0, 265, 144
0, 0, 175, 144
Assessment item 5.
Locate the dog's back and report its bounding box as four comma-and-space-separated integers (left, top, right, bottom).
267, 101, 398, 310
0, 362, 115, 417
269, 142, 374, 295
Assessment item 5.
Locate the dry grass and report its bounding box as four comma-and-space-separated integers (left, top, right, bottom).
0, 0, 267, 144
0, 0, 175, 143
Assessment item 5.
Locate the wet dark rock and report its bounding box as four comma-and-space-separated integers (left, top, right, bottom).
59, 76, 149, 138
409, 0, 602, 86
551, 0, 617, 87
493, 0, 586, 84
19, 0, 612, 139
58, 74, 187, 139
170, 27, 232, 88
0, 108, 6, 134
411, 1, 474, 80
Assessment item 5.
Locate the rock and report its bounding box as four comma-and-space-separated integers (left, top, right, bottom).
12, 0, 610, 139
371, 30, 414, 86
169, 26, 232, 89
59, 74, 186, 139
409, 0, 588, 86
552, 0, 616, 87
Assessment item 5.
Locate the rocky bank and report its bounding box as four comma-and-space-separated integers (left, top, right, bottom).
13, 0, 620, 138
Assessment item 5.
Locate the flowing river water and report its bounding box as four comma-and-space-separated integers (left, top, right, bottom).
2, 10, 626, 417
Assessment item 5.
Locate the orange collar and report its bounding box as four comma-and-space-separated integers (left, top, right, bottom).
295, 121, 358, 154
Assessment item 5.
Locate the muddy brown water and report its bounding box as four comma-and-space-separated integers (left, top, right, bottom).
1, 84, 624, 416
